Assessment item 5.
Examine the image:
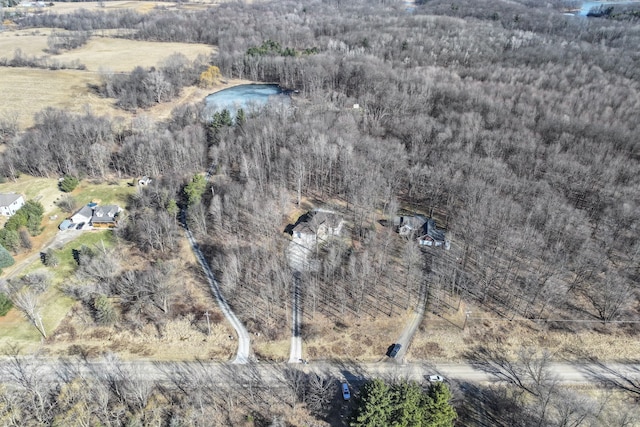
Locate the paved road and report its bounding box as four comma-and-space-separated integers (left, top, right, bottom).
181, 213, 251, 364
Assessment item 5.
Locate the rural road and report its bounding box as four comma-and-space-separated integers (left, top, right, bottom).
181, 212, 251, 364
1, 357, 638, 390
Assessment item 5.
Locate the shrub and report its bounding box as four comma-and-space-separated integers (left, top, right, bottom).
93, 295, 118, 325
59, 175, 80, 192
43, 248, 59, 267
0, 244, 14, 268
0, 293, 12, 317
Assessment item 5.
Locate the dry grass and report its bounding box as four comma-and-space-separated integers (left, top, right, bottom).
303, 310, 414, 362
43, 238, 236, 361
6, 0, 267, 16
56, 37, 215, 72
0, 66, 123, 129
408, 303, 640, 362
0, 28, 215, 71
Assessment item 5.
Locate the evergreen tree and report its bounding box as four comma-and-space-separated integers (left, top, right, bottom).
184, 174, 207, 206
43, 248, 59, 267
93, 295, 118, 325
0, 244, 15, 269
236, 108, 246, 126
0, 229, 20, 252
0, 293, 13, 317
390, 381, 425, 427
423, 383, 457, 427
351, 379, 393, 427
59, 175, 80, 193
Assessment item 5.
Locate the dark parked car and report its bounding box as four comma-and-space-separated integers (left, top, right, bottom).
389, 343, 402, 358
76, 222, 85, 230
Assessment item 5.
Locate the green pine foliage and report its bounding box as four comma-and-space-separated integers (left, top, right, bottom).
184, 174, 207, 206
93, 295, 118, 325
0, 293, 13, 317
351, 379, 393, 427
390, 381, 425, 427
246, 39, 305, 57
4, 200, 45, 237
351, 379, 457, 427
423, 382, 457, 427
59, 175, 80, 193
0, 244, 16, 269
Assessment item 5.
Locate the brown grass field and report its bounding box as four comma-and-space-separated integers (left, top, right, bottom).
7, 0, 266, 16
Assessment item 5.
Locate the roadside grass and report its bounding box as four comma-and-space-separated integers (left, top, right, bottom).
303, 311, 413, 362
409, 304, 640, 362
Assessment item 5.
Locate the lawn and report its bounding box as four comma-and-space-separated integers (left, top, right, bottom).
0, 230, 115, 351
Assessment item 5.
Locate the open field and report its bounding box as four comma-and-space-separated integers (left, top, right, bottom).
0, 64, 251, 129
6, 0, 267, 15
0, 66, 123, 129
0, 29, 215, 71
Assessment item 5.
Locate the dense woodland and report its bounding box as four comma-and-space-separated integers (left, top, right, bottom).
1, 0, 640, 424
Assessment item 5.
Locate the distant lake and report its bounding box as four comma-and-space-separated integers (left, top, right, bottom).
578, 0, 640, 16
204, 84, 290, 116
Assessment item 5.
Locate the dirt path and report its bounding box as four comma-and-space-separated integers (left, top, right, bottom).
181, 212, 250, 364
392, 283, 428, 361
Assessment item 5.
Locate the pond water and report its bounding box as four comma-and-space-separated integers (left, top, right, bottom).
577, 0, 640, 16
204, 84, 290, 116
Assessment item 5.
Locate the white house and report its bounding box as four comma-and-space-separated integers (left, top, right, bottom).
70, 205, 94, 224
0, 193, 25, 216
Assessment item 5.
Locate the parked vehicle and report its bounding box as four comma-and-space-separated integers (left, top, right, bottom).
428, 375, 444, 383
389, 343, 402, 358
341, 382, 351, 401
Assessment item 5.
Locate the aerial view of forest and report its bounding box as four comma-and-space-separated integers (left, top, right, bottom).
0, 0, 638, 425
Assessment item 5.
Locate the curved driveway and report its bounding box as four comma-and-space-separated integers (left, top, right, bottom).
182, 213, 250, 364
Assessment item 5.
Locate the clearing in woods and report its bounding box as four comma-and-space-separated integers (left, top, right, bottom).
0, 29, 215, 128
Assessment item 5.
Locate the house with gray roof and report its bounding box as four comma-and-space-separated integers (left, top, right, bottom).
70, 203, 122, 228
394, 214, 450, 249
0, 193, 25, 216
292, 209, 344, 246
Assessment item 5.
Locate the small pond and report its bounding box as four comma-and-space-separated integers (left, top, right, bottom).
577, 0, 640, 16
204, 84, 290, 117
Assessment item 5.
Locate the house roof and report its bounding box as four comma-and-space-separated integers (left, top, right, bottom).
292, 209, 343, 235
72, 205, 93, 220
0, 193, 23, 207
394, 215, 427, 230
93, 205, 120, 218
421, 219, 446, 242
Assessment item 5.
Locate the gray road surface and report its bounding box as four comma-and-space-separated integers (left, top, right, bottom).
1, 358, 638, 390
